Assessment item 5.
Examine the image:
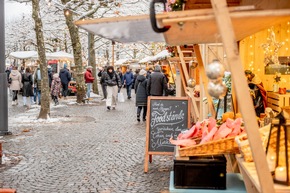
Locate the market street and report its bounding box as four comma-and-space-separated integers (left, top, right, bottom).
0, 90, 172, 193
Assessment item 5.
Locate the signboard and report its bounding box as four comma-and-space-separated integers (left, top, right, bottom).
144, 96, 190, 172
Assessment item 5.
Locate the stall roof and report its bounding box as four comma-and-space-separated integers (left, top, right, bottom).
75, 8, 290, 45
153, 50, 171, 61
115, 58, 130, 65
9, 51, 38, 59
139, 56, 154, 63
9, 51, 74, 61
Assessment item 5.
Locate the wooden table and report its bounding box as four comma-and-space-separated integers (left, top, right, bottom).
267, 92, 290, 112
236, 155, 290, 193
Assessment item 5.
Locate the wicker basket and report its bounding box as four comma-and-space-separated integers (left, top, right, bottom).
178, 136, 240, 157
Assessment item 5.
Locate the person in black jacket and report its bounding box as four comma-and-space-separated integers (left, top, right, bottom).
59, 64, 71, 99
104, 66, 122, 110
48, 65, 53, 88
135, 69, 148, 122
98, 66, 107, 100
146, 65, 168, 96
22, 67, 34, 107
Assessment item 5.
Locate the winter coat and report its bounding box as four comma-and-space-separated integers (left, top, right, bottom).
34, 68, 42, 91
104, 71, 122, 87
98, 70, 106, 84
9, 70, 22, 91
51, 76, 61, 97
123, 71, 134, 86
48, 71, 53, 88
147, 70, 168, 96
118, 72, 124, 84
132, 72, 139, 88
59, 68, 71, 85
22, 73, 34, 97
84, 69, 95, 83
135, 75, 148, 107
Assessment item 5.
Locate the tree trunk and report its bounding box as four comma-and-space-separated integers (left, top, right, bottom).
32, 0, 50, 119
61, 1, 86, 103
88, 33, 99, 94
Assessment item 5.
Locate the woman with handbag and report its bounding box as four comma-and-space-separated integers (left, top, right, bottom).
22, 67, 34, 108
9, 66, 22, 106
103, 66, 122, 110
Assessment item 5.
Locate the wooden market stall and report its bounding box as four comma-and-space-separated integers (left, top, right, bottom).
75, 1, 290, 192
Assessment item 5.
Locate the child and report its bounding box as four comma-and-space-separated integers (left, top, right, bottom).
51, 73, 61, 106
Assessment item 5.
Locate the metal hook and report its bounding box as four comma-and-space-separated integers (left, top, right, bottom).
150, 0, 171, 33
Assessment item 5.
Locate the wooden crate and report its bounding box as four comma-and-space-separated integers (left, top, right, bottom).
267, 92, 290, 112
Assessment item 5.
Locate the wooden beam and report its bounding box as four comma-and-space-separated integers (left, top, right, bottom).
193, 44, 216, 118
210, 0, 275, 192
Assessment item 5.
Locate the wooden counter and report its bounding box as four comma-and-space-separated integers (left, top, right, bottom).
236, 155, 290, 193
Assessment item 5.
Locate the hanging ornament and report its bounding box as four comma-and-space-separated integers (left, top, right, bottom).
207, 79, 227, 99
206, 59, 225, 80
187, 78, 196, 88
189, 60, 198, 69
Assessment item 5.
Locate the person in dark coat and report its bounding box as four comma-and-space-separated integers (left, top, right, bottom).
22, 67, 34, 107
146, 64, 168, 96
104, 66, 122, 110
59, 64, 71, 99
135, 69, 148, 122
34, 67, 42, 105
249, 83, 265, 117
132, 69, 140, 90
117, 67, 124, 93
123, 68, 134, 99
146, 67, 153, 79
48, 65, 53, 88
98, 66, 107, 100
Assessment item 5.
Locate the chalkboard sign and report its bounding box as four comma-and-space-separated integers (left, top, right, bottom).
144, 96, 190, 172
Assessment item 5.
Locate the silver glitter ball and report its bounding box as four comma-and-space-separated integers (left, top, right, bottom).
206, 59, 225, 80
207, 80, 227, 99
187, 78, 196, 88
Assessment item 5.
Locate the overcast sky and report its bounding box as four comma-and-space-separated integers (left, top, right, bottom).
5, 0, 31, 21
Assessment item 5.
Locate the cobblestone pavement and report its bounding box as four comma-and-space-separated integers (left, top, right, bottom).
0, 89, 172, 193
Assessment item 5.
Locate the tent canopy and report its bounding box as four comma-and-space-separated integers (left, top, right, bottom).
153, 50, 171, 61
9, 51, 38, 59
75, 8, 290, 45
139, 56, 154, 63
115, 58, 129, 65
9, 51, 74, 61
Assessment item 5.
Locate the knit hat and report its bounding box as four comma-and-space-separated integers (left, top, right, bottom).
154, 64, 161, 72
64, 64, 67, 68
139, 69, 147, 76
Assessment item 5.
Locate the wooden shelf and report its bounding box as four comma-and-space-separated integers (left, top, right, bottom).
236, 155, 290, 193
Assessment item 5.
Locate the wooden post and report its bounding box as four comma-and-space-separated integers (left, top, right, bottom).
210, 0, 275, 192
193, 44, 216, 118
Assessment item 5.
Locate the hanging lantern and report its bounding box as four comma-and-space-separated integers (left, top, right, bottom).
207, 79, 227, 99
187, 78, 196, 88
266, 106, 290, 185
206, 59, 225, 80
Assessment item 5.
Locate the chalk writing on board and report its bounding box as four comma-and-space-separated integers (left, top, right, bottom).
149, 99, 188, 152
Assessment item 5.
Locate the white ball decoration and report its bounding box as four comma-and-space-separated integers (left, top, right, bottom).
207, 80, 227, 99
187, 78, 196, 88
206, 59, 225, 80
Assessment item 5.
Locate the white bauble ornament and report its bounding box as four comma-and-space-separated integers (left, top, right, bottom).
207, 80, 227, 99
187, 78, 196, 88
206, 59, 225, 80
189, 60, 198, 69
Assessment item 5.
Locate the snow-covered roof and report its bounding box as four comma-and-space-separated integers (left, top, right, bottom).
9, 51, 38, 59
47, 51, 74, 61
139, 56, 154, 63
115, 59, 129, 65
153, 50, 171, 61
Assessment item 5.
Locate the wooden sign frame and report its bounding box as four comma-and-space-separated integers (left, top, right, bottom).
144, 96, 191, 173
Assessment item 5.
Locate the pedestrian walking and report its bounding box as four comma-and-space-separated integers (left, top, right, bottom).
134, 69, 148, 122
48, 65, 53, 88
9, 66, 22, 106
123, 68, 134, 99
34, 67, 42, 105
22, 67, 34, 107
104, 66, 122, 110
147, 64, 168, 96
59, 64, 71, 99
146, 67, 153, 79
84, 66, 95, 98
98, 66, 107, 100
117, 67, 124, 93
51, 73, 61, 106
132, 69, 140, 91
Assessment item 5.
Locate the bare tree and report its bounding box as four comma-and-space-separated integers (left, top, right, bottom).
32, 0, 50, 119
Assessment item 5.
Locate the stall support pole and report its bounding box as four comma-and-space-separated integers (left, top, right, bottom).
0, 0, 9, 136
210, 0, 275, 192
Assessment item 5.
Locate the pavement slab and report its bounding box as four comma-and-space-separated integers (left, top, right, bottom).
0, 89, 172, 193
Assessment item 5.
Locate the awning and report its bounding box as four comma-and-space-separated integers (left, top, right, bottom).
153, 50, 171, 61
75, 8, 290, 45
47, 51, 74, 61
115, 58, 129, 65
9, 51, 38, 59
139, 56, 154, 63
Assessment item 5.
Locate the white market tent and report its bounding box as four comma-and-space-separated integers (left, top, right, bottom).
115, 58, 129, 66
152, 50, 171, 61
9, 51, 74, 61
9, 51, 38, 59
139, 56, 154, 63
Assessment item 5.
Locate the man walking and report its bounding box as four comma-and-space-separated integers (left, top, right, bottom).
59, 64, 71, 99
147, 65, 168, 96
123, 68, 134, 99
98, 66, 107, 101
84, 66, 95, 98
